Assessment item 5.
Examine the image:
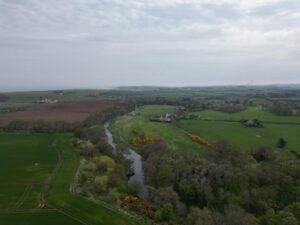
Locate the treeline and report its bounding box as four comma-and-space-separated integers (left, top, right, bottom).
266, 101, 299, 116
73, 125, 132, 206
81, 101, 134, 127
136, 96, 254, 113
140, 141, 300, 225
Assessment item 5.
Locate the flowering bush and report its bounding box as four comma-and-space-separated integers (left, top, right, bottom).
131, 135, 157, 147
186, 132, 214, 148
121, 195, 155, 218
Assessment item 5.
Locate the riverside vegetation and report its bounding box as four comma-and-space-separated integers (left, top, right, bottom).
0, 86, 299, 224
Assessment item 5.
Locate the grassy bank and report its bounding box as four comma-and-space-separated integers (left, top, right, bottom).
110, 105, 203, 158
0, 133, 142, 225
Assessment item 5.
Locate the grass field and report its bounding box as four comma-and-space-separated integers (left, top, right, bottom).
0, 90, 119, 111
181, 107, 300, 152
0, 133, 58, 211
189, 107, 300, 123
5, 90, 113, 103
0, 133, 142, 225
111, 105, 300, 154
110, 105, 203, 157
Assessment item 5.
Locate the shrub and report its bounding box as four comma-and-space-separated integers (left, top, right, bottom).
94, 175, 108, 193
128, 181, 142, 196
131, 135, 157, 147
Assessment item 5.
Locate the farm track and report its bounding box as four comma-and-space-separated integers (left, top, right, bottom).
38, 140, 92, 225
0, 128, 143, 224
38, 141, 63, 208
1, 208, 57, 214
0, 139, 91, 224
14, 184, 33, 210
4, 184, 33, 213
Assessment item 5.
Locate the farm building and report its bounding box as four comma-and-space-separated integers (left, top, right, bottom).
242, 119, 263, 128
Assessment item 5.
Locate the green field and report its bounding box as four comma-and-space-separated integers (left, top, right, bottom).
6, 90, 111, 103
181, 107, 300, 152
0, 90, 119, 110
0, 133, 141, 225
111, 105, 203, 157
189, 107, 300, 123
0, 133, 58, 211
111, 105, 300, 154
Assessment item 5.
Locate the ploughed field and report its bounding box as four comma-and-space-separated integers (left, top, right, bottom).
0, 133, 141, 225
0, 101, 118, 125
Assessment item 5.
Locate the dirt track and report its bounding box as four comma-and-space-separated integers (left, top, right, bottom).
0, 101, 118, 125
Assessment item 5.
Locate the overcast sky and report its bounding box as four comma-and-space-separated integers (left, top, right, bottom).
0, 0, 300, 90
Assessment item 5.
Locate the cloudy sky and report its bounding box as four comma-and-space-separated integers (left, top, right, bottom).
0, 0, 300, 90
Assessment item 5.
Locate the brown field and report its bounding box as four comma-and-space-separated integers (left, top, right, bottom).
0, 101, 118, 124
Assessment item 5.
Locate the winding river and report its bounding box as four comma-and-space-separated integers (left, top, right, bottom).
104, 122, 146, 199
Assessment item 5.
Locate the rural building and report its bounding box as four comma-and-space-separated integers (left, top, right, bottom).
36, 97, 58, 104
242, 119, 263, 128
159, 113, 172, 122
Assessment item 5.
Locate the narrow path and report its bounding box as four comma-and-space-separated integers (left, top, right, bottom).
6, 184, 33, 213
39, 141, 63, 208
38, 140, 92, 225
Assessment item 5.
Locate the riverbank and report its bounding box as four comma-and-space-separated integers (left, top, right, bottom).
104, 122, 146, 199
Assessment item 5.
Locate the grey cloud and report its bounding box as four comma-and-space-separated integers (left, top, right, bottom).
250, 0, 300, 17
0, 0, 299, 88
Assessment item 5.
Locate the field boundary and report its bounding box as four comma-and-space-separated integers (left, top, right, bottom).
39, 140, 63, 208
182, 118, 300, 126
39, 140, 92, 225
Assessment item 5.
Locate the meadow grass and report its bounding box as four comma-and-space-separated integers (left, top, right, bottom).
112, 106, 300, 156
179, 120, 300, 152
4, 90, 117, 106
0, 133, 58, 210
111, 105, 203, 158
0, 133, 142, 225
46, 136, 142, 225
189, 107, 300, 123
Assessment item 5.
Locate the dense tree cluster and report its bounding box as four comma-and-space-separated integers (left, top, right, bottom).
72, 103, 137, 206
82, 101, 135, 127
74, 124, 132, 206
141, 141, 300, 225
266, 101, 298, 116
213, 103, 247, 113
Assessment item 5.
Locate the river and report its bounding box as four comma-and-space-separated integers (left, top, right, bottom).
104, 122, 146, 199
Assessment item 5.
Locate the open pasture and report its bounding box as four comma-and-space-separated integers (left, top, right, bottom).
0, 133, 142, 225
4, 90, 113, 104
111, 105, 203, 157
179, 120, 300, 152
0, 133, 81, 224
0, 133, 58, 210
189, 107, 300, 123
